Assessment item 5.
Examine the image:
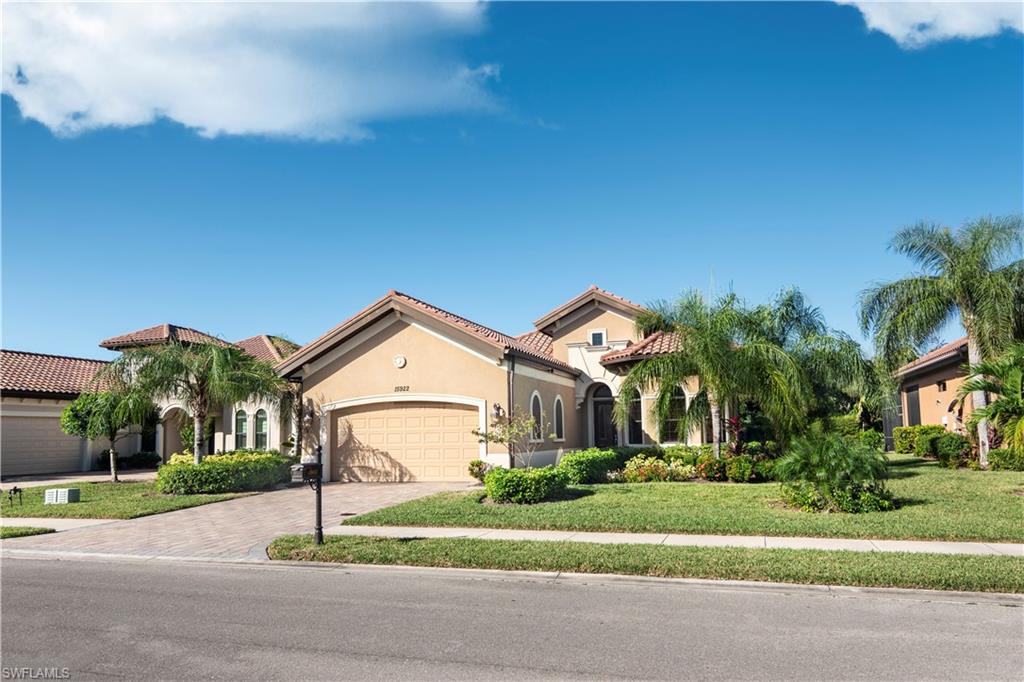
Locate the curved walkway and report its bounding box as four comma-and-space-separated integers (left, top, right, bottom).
328, 525, 1024, 556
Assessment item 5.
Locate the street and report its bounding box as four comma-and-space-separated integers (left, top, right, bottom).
1, 556, 1021, 680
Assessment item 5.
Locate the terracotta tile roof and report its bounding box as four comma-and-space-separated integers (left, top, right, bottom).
100, 323, 229, 350
514, 331, 554, 356
236, 335, 301, 364
279, 291, 578, 376
1, 349, 109, 398
601, 331, 681, 365
896, 337, 968, 376
533, 284, 647, 331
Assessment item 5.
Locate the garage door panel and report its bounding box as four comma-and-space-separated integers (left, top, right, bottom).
332, 401, 478, 482
2, 416, 84, 476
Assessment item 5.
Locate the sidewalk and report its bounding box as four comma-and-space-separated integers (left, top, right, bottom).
328, 525, 1024, 557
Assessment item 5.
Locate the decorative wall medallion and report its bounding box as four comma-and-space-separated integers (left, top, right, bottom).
393, 354, 407, 369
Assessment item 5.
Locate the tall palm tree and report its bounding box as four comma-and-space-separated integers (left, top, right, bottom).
615, 291, 807, 458
112, 341, 286, 463
859, 215, 1023, 465
958, 343, 1024, 453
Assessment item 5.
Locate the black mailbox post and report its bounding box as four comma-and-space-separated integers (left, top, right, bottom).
290, 445, 324, 545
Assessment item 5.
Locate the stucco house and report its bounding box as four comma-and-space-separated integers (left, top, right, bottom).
894, 336, 974, 434
3, 286, 716, 481
279, 286, 714, 483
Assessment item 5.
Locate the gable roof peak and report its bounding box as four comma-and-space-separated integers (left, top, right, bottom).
533, 285, 646, 331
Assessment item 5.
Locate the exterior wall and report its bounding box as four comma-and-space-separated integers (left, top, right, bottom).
297, 317, 510, 478
900, 363, 973, 433
510, 362, 581, 466
548, 306, 640, 364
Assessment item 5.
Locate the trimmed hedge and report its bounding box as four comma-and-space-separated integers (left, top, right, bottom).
989, 448, 1024, 471
156, 451, 292, 495
857, 430, 885, 452
934, 432, 971, 469
893, 425, 945, 454
484, 466, 568, 504
558, 448, 619, 484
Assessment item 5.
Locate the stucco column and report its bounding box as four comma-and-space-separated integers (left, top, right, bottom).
155, 423, 164, 460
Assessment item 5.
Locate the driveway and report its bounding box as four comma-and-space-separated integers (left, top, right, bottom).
1, 482, 470, 560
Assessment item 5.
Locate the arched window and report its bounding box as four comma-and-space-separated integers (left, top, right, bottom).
254, 409, 268, 450
530, 392, 543, 442
553, 396, 565, 441
235, 410, 248, 449
628, 391, 644, 445
659, 387, 687, 443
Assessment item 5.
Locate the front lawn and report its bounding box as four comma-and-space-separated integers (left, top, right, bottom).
269, 535, 1024, 593
0, 482, 249, 519
1, 526, 55, 539
347, 456, 1024, 542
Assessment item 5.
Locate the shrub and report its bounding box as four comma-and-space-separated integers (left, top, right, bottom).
623, 456, 670, 483
781, 481, 894, 513
558, 448, 618, 484
934, 433, 971, 469
695, 453, 728, 481
96, 450, 161, 470
667, 461, 696, 482
744, 441, 763, 457
774, 427, 892, 513
611, 447, 650, 469
989, 448, 1024, 471
467, 459, 491, 482
752, 457, 776, 482
606, 470, 625, 483
819, 414, 861, 439
156, 451, 291, 494
914, 430, 942, 458
893, 425, 944, 454
483, 466, 568, 504
857, 430, 885, 452
662, 445, 711, 465
725, 455, 754, 483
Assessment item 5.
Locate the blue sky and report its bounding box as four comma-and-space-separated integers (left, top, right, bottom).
2, 2, 1022, 359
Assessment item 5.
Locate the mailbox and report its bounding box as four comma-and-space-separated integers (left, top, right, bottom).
291, 462, 322, 483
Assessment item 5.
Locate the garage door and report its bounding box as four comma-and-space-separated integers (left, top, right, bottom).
2, 416, 84, 476
332, 401, 479, 482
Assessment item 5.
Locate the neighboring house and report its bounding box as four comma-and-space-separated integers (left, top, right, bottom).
895, 337, 974, 434
1, 350, 113, 476
0, 326, 299, 478
278, 286, 717, 483
99, 324, 300, 462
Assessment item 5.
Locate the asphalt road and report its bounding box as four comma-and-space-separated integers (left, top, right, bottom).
2, 557, 1021, 680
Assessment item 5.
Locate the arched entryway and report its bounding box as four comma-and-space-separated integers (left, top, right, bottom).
589, 383, 617, 448
159, 407, 186, 461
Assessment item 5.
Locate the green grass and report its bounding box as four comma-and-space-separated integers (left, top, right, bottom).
0, 482, 249, 519
269, 535, 1024, 593
1, 526, 55, 539
347, 456, 1024, 542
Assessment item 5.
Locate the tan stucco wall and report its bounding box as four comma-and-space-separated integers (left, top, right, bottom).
900, 364, 973, 432
549, 306, 640, 363
511, 367, 581, 464
299, 318, 510, 471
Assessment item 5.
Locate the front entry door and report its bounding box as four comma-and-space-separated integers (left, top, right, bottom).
593, 402, 616, 447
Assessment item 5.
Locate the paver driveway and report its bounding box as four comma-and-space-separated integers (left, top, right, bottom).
1, 482, 471, 560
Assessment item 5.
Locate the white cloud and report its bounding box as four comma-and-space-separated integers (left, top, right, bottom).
1, 2, 498, 140
839, 1, 1023, 48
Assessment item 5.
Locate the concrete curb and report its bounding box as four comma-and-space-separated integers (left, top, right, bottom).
4, 547, 1022, 606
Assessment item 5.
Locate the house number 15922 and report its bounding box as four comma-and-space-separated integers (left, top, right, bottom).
394, 385, 410, 392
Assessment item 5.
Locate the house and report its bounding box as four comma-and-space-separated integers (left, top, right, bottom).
0, 326, 299, 478
3, 286, 715, 481
278, 286, 716, 483
894, 336, 974, 434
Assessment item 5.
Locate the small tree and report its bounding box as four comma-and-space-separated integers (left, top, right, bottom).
473, 406, 548, 469
61, 392, 154, 483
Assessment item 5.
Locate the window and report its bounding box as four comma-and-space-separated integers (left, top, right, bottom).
659, 387, 687, 443
588, 329, 606, 347
937, 380, 947, 393
255, 409, 268, 450
628, 391, 644, 445
235, 410, 248, 449
553, 396, 565, 441
530, 392, 543, 441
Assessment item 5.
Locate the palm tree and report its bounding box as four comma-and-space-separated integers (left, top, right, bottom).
615, 291, 807, 458
958, 343, 1024, 453
112, 341, 286, 463
859, 215, 1023, 465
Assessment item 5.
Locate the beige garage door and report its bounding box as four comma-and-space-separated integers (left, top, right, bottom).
2, 416, 83, 476
332, 401, 479, 482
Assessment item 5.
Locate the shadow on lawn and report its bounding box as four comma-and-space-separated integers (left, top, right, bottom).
885, 457, 930, 480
